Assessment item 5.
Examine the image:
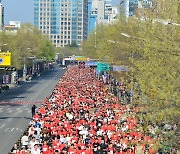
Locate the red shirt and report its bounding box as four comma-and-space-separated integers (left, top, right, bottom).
42, 145, 48, 152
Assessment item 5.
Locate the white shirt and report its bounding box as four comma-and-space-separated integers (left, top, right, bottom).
29, 141, 37, 150
31, 148, 40, 154
21, 135, 29, 146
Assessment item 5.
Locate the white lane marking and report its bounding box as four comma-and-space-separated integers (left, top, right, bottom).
27, 110, 31, 113
4, 128, 9, 132
15, 110, 23, 115
16, 128, 19, 130
16, 108, 21, 111
0, 124, 5, 128
6, 108, 11, 111
20, 129, 23, 132
11, 128, 14, 132
7, 118, 12, 121
7, 110, 13, 113
0, 110, 3, 113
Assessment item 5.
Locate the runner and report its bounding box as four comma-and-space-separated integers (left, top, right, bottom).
12, 66, 156, 153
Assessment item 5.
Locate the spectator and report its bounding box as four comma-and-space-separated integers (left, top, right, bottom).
10, 143, 18, 154
32, 105, 37, 118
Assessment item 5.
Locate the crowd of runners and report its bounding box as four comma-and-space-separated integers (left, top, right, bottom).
10, 66, 157, 154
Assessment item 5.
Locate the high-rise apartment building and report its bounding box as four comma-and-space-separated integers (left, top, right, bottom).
34, 0, 88, 47
120, 0, 153, 17
88, 0, 120, 34
0, 1, 4, 31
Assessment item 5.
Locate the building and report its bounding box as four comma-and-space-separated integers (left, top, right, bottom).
4, 21, 21, 35
91, 0, 112, 24
34, 0, 88, 48
9, 21, 21, 29
87, 0, 120, 34
88, 0, 96, 34
120, 0, 153, 17
0, 1, 4, 31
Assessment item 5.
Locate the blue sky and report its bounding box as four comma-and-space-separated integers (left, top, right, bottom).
2, 0, 119, 25
2, 0, 33, 24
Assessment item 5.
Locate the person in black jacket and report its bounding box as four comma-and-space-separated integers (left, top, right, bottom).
31, 105, 37, 118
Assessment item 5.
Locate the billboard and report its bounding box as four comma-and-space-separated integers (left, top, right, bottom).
0, 52, 11, 66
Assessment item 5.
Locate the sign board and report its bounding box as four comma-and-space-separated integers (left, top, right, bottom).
0, 52, 11, 66
96, 62, 110, 71
85, 61, 97, 67
113, 65, 127, 72
75, 56, 87, 61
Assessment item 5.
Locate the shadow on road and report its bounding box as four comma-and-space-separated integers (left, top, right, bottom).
0, 116, 32, 120
0, 67, 61, 102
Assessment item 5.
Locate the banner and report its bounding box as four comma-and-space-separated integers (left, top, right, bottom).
113, 65, 127, 72
0, 52, 11, 66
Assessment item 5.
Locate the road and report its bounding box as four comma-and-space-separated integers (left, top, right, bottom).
0, 66, 66, 154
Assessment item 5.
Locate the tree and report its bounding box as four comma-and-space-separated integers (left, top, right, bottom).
82, 0, 180, 149
0, 23, 56, 69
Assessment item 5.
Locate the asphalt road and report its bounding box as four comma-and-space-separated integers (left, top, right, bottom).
0, 66, 66, 154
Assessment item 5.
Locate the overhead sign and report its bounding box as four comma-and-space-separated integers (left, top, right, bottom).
75, 56, 87, 61
96, 62, 110, 71
85, 61, 97, 67
113, 65, 127, 72
0, 52, 11, 66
